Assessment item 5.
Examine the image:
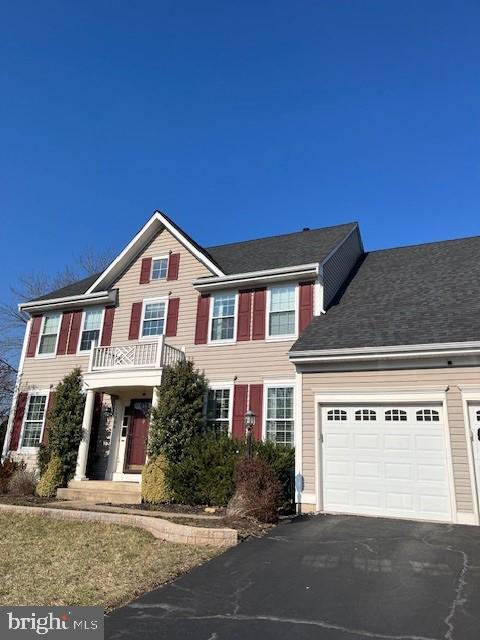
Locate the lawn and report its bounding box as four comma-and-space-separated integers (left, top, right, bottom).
0, 513, 220, 610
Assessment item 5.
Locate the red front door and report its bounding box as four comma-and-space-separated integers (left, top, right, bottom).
124, 399, 151, 473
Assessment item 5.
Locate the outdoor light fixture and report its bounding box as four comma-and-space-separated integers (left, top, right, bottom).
244, 409, 256, 459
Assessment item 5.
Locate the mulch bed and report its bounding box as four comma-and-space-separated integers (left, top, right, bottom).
0, 495, 57, 506
100, 502, 227, 516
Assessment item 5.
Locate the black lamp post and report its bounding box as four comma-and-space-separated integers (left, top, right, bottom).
244, 409, 256, 459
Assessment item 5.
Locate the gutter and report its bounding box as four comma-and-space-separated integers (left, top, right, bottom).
19, 290, 117, 315
193, 263, 320, 291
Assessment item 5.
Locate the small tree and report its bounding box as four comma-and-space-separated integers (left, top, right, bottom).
39, 368, 86, 484
148, 360, 208, 464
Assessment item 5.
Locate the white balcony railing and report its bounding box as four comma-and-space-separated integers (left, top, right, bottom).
88, 337, 185, 372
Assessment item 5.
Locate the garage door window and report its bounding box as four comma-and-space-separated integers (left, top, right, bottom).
416, 409, 440, 422
266, 386, 294, 445
385, 409, 407, 421
355, 409, 376, 421
327, 409, 347, 421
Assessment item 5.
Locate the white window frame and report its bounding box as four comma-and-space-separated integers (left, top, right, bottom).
204, 383, 234, 435
36, 313, 62, 359
140, 297, 169, 340
208, 291, 238, 345
151, 255, 170, 281
265, 284, 299, 342
262, 380, 295, 445
19, 390, 50, 451
77, 307, 105, 354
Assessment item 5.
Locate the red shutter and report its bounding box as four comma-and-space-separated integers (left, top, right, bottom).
139, 257, 152, 284
128, 302, 143, 340
252, 288, 266, 340
249, 384, 263, 440
299, 281, 314, 333
167, 253, 180, 281
194, 294, 210, 344
100, 306, 115, 346
56, 312, 72, 355
237, 290, 252, 341
26, 316, 42, 358
9, 392, 28, 451
165, 298, 180, 337
66, 310, 83, 354
42, 392, 56, 445
232, 384, 248, 439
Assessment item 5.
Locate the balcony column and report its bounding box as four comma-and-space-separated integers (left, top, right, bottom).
74, 389, 96, 481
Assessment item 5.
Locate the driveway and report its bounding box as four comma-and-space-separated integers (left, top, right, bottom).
106, 515, 480, 640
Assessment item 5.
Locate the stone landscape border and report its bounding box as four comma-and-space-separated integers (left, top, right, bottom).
0, 503, 238, 547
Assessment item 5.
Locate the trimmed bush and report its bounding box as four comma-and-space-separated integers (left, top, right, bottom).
142, 456, 171, 504
227, 456, 281, 523
0, 457, 25, 494
8, 469, 37, 496
36, 455, 63, 498
37, 443, 51, 478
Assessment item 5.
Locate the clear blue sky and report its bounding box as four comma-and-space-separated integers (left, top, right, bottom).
1, 0, 479, 303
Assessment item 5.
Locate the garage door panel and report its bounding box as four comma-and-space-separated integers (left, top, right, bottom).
385, 462, 413, 480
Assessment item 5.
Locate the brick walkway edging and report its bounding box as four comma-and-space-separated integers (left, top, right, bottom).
0, 503, 238, 548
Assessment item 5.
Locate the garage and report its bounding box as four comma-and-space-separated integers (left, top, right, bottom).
321, 404, 453, 522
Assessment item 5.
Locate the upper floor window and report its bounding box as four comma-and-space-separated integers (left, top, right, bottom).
206, 388, 231, 434
268, 285, 296, 337
142, 300, 167, 337
210, 293, 236, 341
38, 313, 61, 355
79, 308, 103, 352
266, 386, 294, 446
21, 393, 47, 448
151, 257, 168, 280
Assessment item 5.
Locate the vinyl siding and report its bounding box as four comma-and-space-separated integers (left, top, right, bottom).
322, 226, 363, 308
301, 367, 480, 513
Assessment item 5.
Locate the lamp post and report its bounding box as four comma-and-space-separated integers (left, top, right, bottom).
244, 409, 256, 459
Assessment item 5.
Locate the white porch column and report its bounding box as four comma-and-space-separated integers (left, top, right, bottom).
74, 389, 96, 481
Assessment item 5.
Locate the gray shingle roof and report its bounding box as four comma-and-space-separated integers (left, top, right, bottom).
291, 235, 480, 353
29, 273, 101, 302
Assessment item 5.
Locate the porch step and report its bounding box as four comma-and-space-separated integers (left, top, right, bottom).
57, 481, 142, 505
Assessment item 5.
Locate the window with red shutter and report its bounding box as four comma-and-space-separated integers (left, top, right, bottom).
194, 294, 210, 344
237, 290, 252, 341
252, 289, 266, 340
298, 281, 314, 333
167, 253, 180, 280
165, 298, 180, 337
128, 302, 143, 340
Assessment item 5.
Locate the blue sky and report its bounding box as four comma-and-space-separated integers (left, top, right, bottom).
1, 0, 479, 304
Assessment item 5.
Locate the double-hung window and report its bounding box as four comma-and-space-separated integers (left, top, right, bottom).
79, 308, 103, 352
268, 285, 296, 337
210, 293, 236, 341
151, 257, 168, 280
38, 314, 61, 355
206, 388, 231, 434
142, 300, 167, 337
266, 386, 294, 446
21, 393, 48, 448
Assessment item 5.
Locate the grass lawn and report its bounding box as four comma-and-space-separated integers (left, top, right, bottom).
0, 513, 220, 611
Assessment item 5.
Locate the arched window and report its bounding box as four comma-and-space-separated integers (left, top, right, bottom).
355, 409, 376, 421
385, 409, 407, 422
327, 409, 347, 421
416, 409, 440, 422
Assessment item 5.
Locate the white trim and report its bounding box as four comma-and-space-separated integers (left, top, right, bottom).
19, 290, 116, 314
294, 371, 303, 499
460, 388, 480, 525
457, 512, 477, 525
150, 255, 169, 281
265, 284, 299, 342
207, 291, 238, 345
86, 211, 224, 294
313, 389, 457, 522
262, 380, 296, 442
35, 312, 62, 359
194, 263, 319, 292
139, 297, 169, 340
18, 390, 50, 452
205, 382, 234, 435
77, 307, 105, 355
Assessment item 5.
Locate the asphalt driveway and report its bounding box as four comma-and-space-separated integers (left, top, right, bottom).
106, 514, 480, 640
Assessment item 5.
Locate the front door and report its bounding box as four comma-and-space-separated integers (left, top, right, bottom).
468, 404, 480, 512
124, 399, 151, 473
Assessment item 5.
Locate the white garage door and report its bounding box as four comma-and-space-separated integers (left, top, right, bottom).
321, 405, 452, 522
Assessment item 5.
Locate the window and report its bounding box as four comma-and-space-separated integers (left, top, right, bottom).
385, 409, 407, 422
38, 314, 61, 355
142, 300, 167, 337
79, 308, 103, 351
206, 388, 231, 433
416, 409, 440, 422
327, 409, 347, 421
266, 386, 294, 445
21, 394, 47, 448
268, 285, 296, 337
355, 409, 377, 421
210, 293, 236, 341
151, 257, 168, 280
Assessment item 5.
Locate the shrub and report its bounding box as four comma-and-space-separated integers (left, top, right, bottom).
167, 433, 241, 506
148, 360, 208, 464
36, 455, 63, 498
227, 456, 281, 523
0, 457, 25, 494
254, 440, 295, 512
8, 469, 37, 496
37, 443, 51, 477
141, 455, 171, 504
